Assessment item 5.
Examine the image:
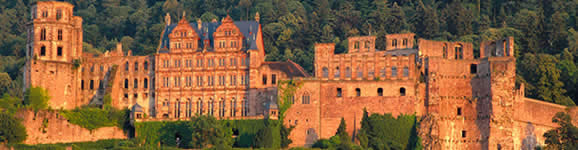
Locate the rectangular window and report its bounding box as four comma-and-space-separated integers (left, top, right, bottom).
272, 74, 277, 84
57, 47, 63, 56
337, 88, 342, 97
461, 130, 466, 138
457, 107, 462, 116
262, 75, 267, 85
470, 64, 477, 74
57, 30, 62, 40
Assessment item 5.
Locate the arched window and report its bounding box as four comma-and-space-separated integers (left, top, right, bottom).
242, 98, 249, 116
322, 67, 329, 78
377, 88, 383, 96
219, 98, 226, 117
345, 67, 352, 78
355, 88, 361, 97
455, 44, 463, 59
334, 67, 340, 78
356, 66, 363, 78
231, 98, 237, 117
144, 61, 149, 70
400, 87, 406, 96
197, 98, 203, 115
301, 93, 310, 104
125, 62, 129, 71
124, 79, 129, 89
403, 67, 409, 77
40, 46, 46, 56
175, 99, 181, 118
134, 79, 138, 89
134, 62, 139, 71
392, 39, 398, 47
402, 38, 408, 46
89, 80, 94, 90
209, 98, 214, 116
365, 41, 371, 51
186, 99, 192, 117
391, 67, 398, 77
143, 78, 148, 89
81, 80, 84, 90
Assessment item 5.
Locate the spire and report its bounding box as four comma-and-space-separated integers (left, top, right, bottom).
255, 12, 260, 23
197, 18, 202, 30
178, 11, 189, 24
164, 13, 171, 25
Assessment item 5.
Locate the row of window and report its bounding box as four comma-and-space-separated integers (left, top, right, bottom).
124, 61, 149, 72
391, 38, 410, 48
217, 40, 240, 48
35, 8, 63, 20
161, 98, 249, 118
80, 80, 104, 90
161, 57, 247, 68
161, 75, 249, 88
39, 28, 63, 41
38, 46, 63, 57
262, 74, 277, 85
123, 78, 149, 89
352, 41, 372, 52
287, 94, 311, 104
442, 45, 464, 60
321, 66, 410, 78
336, 87, 406, 97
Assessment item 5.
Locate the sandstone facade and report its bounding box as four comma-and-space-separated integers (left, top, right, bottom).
23, 1, 578, 149
284, 34, 578, 150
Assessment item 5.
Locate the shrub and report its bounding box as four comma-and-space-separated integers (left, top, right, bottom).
23, 87, 49, 113
61, 107, 129, 131
0, 112, 27, 144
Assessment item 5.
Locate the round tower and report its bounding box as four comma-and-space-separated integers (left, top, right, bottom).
27, 1, 82, 62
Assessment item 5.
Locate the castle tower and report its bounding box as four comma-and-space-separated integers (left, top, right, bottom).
24, 1, 83, 109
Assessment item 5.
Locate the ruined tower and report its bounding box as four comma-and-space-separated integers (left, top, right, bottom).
24, 1, 83, 109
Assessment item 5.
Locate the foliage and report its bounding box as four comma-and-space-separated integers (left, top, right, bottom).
312, 117, 359, 150
357, 109, 421, 150
60, 107, 129, 131
543, 112, 578, 150
23, 87, 49, 113
0, 112, 27, 144
189, 115, 233, 149
0, 93, 21, 115
11, 139, 182, 150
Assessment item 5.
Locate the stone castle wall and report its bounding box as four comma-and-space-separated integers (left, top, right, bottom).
16, 110, 126, 145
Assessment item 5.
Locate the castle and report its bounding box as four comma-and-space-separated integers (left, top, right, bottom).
23, 1, 577, 149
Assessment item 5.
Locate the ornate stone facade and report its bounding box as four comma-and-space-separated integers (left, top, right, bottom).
24, 1, 308, 122
23, 1, 578, 149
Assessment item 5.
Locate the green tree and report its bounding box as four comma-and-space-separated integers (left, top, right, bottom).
445, 1, 474, 36
543, 112, 578, 150
413, 0, 439, 39
23, 87, 49, 113
548, 11, 569, 53
519, 54, 575, 106
0, 112, 27, 144
0, 94, 20, 115
0, 72, 11, 95
189, 115, 233, 148
386, 2, 406, 34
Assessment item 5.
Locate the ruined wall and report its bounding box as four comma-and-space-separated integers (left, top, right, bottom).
17, 110, 126, 144
418, 39, 474, 59
285, 79, 421, 147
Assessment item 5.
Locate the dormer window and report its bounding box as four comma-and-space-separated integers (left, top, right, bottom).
392, 39, 398, 47
354, 41, 360, 50
402, 38, 408, 46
